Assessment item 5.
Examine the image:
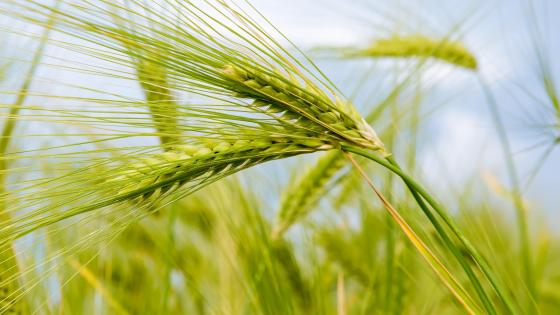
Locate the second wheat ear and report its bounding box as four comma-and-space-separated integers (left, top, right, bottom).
347, 35, 477, 70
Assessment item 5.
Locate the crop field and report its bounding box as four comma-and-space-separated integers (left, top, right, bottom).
0, 0, 558, 314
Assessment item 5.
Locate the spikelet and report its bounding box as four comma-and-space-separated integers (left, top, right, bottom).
350, 35, 477, 70
272, 151, 346, 237
108, 136, 334, 202
222, 65, 387, 153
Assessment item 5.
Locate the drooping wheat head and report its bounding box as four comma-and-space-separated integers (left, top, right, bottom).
0, 0, 390, 244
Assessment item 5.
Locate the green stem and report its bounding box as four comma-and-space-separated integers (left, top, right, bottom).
342, 143, 519, 315
160, 207, 177, 314
383, 138, 494, 315
384, 199, 396, 314
383, 83, 399, 314
0, 21, 54, 181
478, 76, 535, 308
388, 156, 496, 315
406, 72, 422, 174
0, 8, 57, 313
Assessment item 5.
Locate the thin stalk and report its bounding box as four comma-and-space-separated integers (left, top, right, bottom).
383, 71, 399, 314
345, 153, 479, 315
390, 158, 496, 315
478, 75, 535, 307
337, 271, 346, 315
394, 75, 494, 310
383, 185, 396, 314
160, 207, 177, 314
406, 74, 422, 174
353, 140, 495, 315
130, 32, 181, 313
342, 144, 519, 315
68, 259, 129, 315
0, 7, 56, 313
0, 16, 55, 183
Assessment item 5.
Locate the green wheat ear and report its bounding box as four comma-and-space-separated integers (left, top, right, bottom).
348, 35, 477, 70
108, 136, 334, 202
0, 133, 337, 241
272, 151, 346, 237
115, 16, 181, 149
222, 64, 387, 153
136, 59, 180, 148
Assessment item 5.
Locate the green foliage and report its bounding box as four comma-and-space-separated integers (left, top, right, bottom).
0, 1, 557, 314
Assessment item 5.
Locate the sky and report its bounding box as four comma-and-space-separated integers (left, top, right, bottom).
245, 0, 560, 224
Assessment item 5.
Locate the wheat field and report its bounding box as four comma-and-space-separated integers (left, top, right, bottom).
0, 0, 558, 314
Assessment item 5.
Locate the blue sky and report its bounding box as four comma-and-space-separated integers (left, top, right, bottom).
248, 0, 560, 224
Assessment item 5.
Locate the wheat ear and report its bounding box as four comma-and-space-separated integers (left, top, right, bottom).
272, 152, 346, 237
271, 82, 407, 236
222, 65, 386, 153
347, 35, 477, 70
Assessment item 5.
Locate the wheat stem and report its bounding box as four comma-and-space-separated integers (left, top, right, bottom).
0, 5, 57, 313
345, 153, 479, 315
342, 143, 520, 315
